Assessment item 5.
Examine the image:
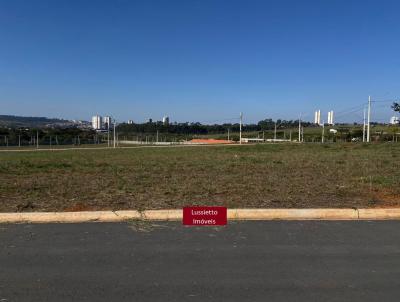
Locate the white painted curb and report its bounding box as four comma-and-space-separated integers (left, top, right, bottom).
0, 208, 400, 223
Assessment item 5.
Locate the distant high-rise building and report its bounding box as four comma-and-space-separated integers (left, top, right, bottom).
327, 111, 334, 125
103, 116, 111, 129
314, 110, 321, 125
390, 116, 399, 125
162, 115, 170, 125
92, 115, 102, 130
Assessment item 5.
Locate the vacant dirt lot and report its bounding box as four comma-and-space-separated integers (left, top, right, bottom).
0, 143, 399, 212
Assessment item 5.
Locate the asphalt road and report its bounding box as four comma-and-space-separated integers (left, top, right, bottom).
1, 221, 400, 301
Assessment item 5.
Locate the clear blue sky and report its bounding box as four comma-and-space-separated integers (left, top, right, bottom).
1, 0, 399, 123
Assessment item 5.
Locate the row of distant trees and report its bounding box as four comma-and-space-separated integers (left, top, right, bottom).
0, 119, 314, 145
0, 103, 398, 145
0, 127, 99, 146
116, 102, 400, 135
0, 118, 308, 143
116, 119, 313, 136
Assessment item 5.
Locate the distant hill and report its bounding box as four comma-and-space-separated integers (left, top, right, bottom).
0, 115, 76, 128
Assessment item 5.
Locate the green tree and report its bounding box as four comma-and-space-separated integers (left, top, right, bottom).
392, 102, 400, 112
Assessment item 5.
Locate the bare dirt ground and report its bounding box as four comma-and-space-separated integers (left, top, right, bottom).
0, 143, 399, 212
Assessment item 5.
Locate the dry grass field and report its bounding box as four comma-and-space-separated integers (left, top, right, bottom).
0, 143, 399, 212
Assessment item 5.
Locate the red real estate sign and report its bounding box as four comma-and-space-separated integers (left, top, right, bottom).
183, 206, 227, 226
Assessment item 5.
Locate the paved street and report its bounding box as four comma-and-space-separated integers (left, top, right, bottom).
1, 221, 400, 301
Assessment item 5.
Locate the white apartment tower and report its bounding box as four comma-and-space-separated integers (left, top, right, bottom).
327, 111, 334, 125
91, 115, 102, 130
314, 110, 321, 125
162, 115, 170, 125
103, 116, 112, 129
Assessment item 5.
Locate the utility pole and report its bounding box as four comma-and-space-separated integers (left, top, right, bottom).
113, 120, 116, 148
107, 122, 110, 147
36, 131, 39, 149
156, 130, 159, 143
363, 107, 366, 142
227, 128, 230, 141
18, 135, 21, 147
367, 96, 371, 142
321, 121, 325, 143
289, 130, 292, 141
262, 131, 265, 141
274, 122, 277, 141
50, 136, 52, 148
239, 112, 243, 144
298, 114, 302, 142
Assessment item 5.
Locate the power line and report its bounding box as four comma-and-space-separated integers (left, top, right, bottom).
372, 99, 398, 103
334, 103, 366, 116
197, 117, 240, 124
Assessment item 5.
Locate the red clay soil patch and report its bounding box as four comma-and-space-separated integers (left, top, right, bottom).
369, 189, 400, 208
64, 203, 96, 212
190, 139, 234, 144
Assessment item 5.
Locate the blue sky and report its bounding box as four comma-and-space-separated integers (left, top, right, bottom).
1, 0, 399, 123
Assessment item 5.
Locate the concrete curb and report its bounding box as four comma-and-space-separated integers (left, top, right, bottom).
0, 211, 121, 223
228, 208, 359, 220
358, 208, 400, 220
1, 208, 400, 223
